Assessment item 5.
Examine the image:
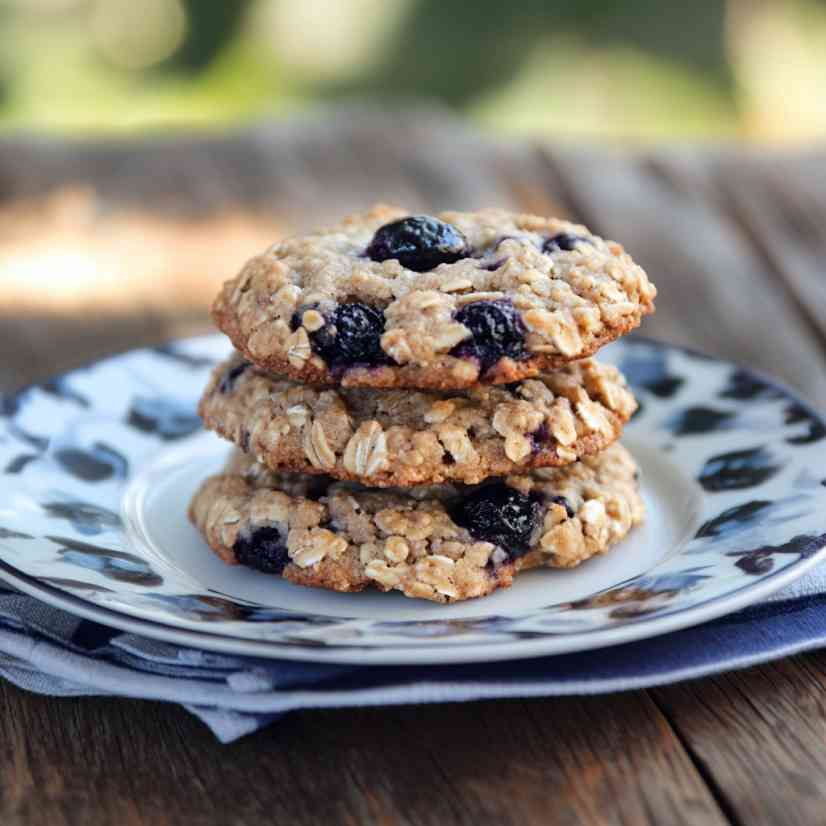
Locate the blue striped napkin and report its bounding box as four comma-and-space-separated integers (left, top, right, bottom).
1, 573, 824, 742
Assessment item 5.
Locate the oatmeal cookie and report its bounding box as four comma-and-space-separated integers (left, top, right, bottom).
212, 205, 656, 390
199, 352, 637, 487
189, 443, 644, 603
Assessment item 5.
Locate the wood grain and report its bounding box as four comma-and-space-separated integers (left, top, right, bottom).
0, 682, 726, 826
653, 655, 826, 826
542, 145, 826, 407
712, 149, 826, 344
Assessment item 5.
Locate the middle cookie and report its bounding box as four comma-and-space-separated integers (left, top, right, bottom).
199, 352, 637, 487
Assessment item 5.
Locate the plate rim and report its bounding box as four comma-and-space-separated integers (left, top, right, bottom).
1, 332, 826, 664
2, 542, 826, 664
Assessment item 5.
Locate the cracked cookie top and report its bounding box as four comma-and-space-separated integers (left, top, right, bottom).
212, 205, 656, 390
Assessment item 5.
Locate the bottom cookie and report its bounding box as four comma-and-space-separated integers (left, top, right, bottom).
189, 443, 645, 603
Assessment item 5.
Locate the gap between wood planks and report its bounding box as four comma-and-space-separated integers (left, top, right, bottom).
0, 680, 732, 826
643, 149, 826, 372
704, 152, 826, 363
649, 654, 826, 826
535, 143, 826, 408
646, 690, 746, 826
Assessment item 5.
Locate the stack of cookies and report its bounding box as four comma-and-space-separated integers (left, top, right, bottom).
189, 206, 657, 603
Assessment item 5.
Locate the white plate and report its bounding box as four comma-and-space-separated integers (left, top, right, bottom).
1, 335, 825, 664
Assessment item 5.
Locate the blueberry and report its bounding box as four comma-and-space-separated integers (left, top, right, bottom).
233, 527, 290, 574
542, 233, 590, 253
218, 360, 250, 394
366, 215, 469, 272
482, 257, 506, 272
296, 303, 388, 369
450, 300, 527, 373
451, 483, 542, 558
549, 495, 575, 519
529, 423, 549, 453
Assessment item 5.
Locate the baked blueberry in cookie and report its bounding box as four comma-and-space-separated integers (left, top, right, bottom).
218, 359, 250, 394
233, 526, 290, 574
294, 303, 387, 369
450, 299, 527, 372
542, 232, 591, 253
451, 483, 542, 558
549, 495, 575, 518
366, 215, 469, 272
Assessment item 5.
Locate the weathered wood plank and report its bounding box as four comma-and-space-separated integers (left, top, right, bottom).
542, 145, 826, 407
0, 682, 728, 826
712, 149, 826, 346
652, 654, 826, 826
0, 107, 522, 222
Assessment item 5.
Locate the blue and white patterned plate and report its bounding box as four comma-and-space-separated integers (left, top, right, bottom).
1, 335, 825, 664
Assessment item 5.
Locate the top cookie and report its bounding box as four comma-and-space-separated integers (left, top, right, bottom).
212, 205, 656, 390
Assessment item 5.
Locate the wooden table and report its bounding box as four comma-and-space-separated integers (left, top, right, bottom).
2, 108, 826, 826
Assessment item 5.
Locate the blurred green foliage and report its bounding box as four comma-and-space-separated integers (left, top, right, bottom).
328, 0, 734, 104
0, 0, 825, 141
163, 0, 250, 72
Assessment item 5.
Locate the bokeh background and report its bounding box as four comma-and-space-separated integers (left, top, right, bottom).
2, 0, 826, 142
2, 0, 826, 395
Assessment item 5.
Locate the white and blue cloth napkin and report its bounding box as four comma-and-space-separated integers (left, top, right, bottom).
2, 572, 825, 743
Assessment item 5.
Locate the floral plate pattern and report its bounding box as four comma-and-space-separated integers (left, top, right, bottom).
0, 334, 825, 665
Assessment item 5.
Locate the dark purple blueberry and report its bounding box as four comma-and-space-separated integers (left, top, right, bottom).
450, 299, 527, 373
218, 360, 250, 394
451, 483, 542, 558
366, 215, 469, 272
549, 495, 575, 519
542, 233, 590, 253
482, 257, 506, 272
300, 303, 388, 369
233, 527, 289, 574
303, 476, 332, 501
529, 423, 549, 453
